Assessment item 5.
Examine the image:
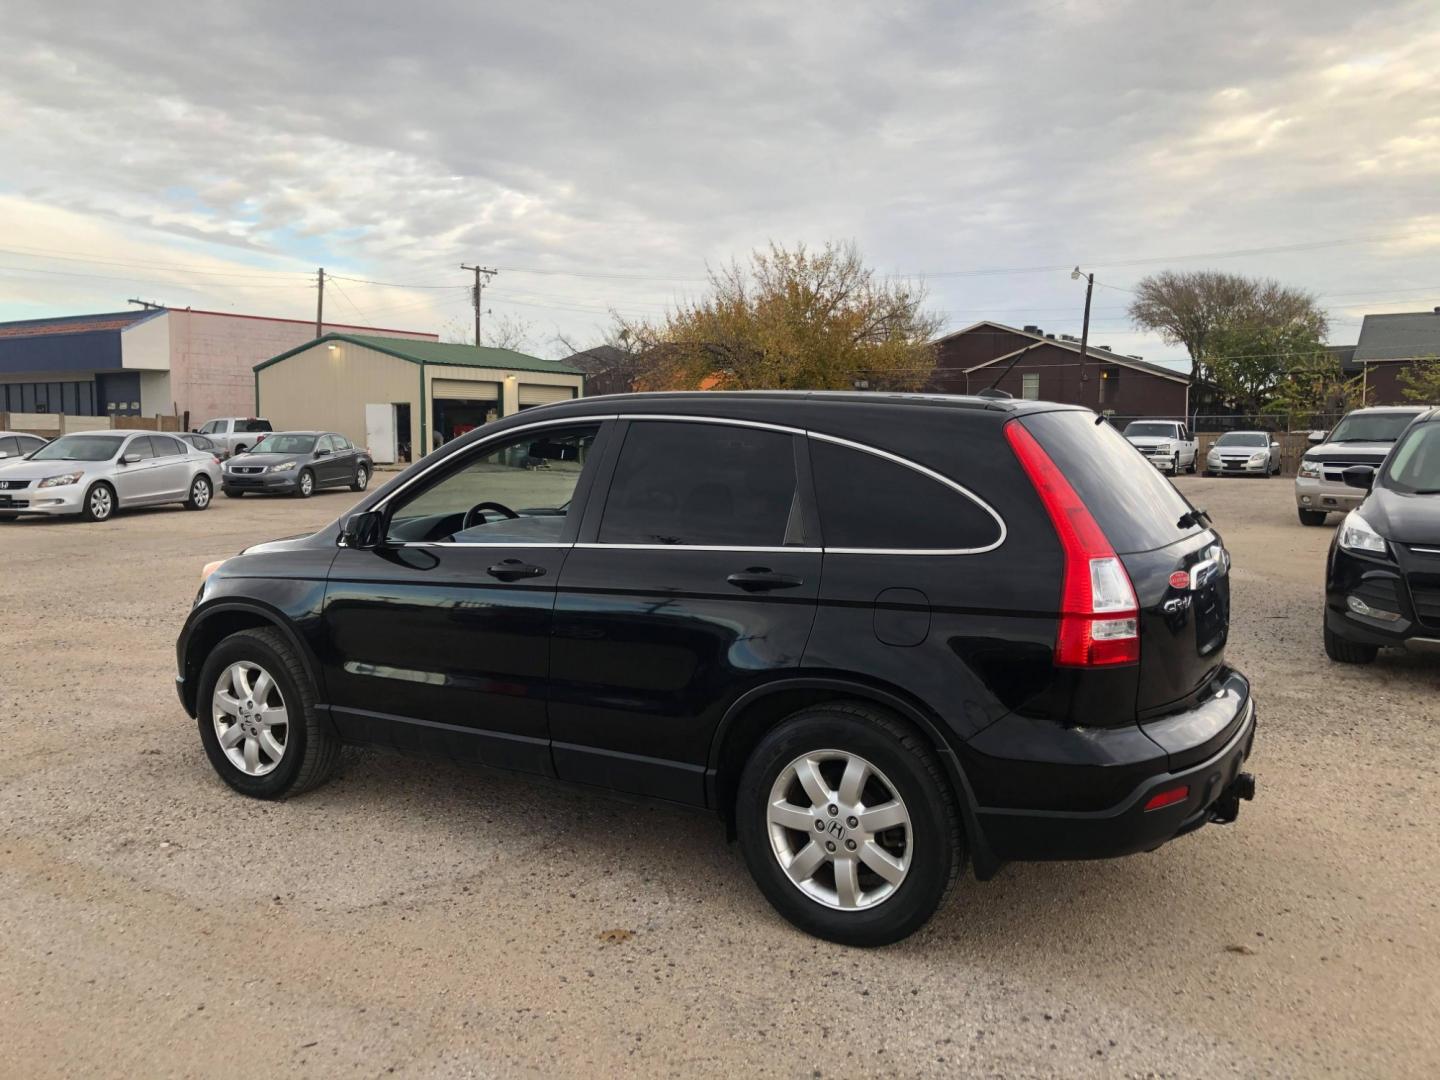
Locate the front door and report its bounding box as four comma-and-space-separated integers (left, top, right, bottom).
320, 421, 609, 773
112, 435, 163, 505
549, 418, 822, 805
314, 434, 345, 486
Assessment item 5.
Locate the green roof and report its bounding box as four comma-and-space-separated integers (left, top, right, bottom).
254, 333, 586, 376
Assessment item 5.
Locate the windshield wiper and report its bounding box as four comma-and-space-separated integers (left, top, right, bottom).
1177, 507, 1211, 530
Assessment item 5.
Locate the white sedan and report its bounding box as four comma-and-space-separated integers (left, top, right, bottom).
0, 430, 222, 522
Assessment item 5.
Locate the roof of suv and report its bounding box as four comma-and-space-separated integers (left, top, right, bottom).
531, 389, 1070, 419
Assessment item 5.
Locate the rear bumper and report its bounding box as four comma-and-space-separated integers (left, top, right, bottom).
974, 692, 1257, 862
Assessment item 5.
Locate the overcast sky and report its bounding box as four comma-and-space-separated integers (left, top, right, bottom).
1, 0, 1437, 364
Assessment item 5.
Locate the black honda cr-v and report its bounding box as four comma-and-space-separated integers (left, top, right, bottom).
176, 392, 1256, 945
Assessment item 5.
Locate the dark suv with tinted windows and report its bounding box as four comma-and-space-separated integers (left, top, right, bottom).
176, 392, 1256, 945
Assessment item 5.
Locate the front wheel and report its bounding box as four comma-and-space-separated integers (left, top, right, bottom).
80, 482, 116, 522
1324, 624, 1378, 665
1298, 508, 1328, 527
735, 703, 963, 947
293, 469, 315, 498
195, 627, 340, 798
185, 474, 212, 510
350, 464, 370, 492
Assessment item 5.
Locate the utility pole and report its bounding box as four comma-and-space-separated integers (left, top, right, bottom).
1071, 266, 1095, 397
315, 267, 326, 339
461, 264, 498, 345
126, 298, 163, 310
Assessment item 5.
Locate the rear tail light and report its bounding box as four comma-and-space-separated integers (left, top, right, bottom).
1004, 420, 1140, 667
1143, 784, 1189, 812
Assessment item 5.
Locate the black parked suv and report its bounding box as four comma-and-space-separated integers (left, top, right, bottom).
176, 393, 1257, 945
1324, 406, 1440, 663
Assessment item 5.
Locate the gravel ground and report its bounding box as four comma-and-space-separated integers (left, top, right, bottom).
1, 477, 1437, 1078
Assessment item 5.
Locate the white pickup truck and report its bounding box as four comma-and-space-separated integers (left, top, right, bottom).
1123, 419, 1198, 475
194, 417, 274, 457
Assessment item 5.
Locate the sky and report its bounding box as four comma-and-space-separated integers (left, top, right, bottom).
1, 0, 1438, 366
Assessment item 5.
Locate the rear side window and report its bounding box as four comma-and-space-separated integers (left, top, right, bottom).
243, 419, 273, 433
599, 421, 800, 547
809, 439, 1002, 552
152, 435, 184, 456
1021, 411, 1201, 554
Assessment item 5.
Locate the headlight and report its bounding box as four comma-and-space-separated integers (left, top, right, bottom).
1248, 452, 1267, 465
1338, 511, 1387, 556
1298, 459, 1322, 478
268, 460, 298, 473
38, 471, 83, 488
1155, 443, 1172, 453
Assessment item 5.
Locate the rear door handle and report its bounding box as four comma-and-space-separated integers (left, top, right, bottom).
726, 568, 804, 592
487, 559, 547, 581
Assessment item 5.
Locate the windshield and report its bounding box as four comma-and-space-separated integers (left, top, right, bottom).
250, 434, 316, 455
1327, 411, 1421, 444
1383, 421, 1440, 494
27, 434, 124, 462
1124, 422, 1177, 438
1216, 432, 1268, 447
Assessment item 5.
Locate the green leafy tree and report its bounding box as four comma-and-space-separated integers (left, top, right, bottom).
1262, 349, 1365, 426
1206, 323, 1328, 413
1129, 270, 1328, 383
613, 241, 941, 391
1398, 356, 1440, 402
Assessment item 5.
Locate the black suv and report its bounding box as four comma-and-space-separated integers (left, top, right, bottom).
1324, 406, 1440, 663
176, 393, 1257, 945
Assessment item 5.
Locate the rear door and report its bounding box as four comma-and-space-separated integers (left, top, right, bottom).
549, 417, 821, 805
1018, 410, 1227, 715
149, 434, 192, 498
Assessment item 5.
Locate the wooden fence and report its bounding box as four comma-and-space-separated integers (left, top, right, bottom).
0, 412, 182, 437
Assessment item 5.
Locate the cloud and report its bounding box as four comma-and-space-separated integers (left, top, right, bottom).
0, 0, 1437, 357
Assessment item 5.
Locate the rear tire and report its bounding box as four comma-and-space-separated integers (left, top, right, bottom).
735, 702, 963, 947
1298, 509, 1328, 527
1324, 625, 1378, 665
185, 474, 212, 510
195, 627, 340, 798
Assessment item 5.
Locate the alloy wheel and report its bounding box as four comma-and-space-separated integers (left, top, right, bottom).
192, 477, 211, 507
89, 486, 113, 520
766, 749, 912, 911
356, 467, 369, 490
212, 661, 289, 776
299, 472, 313, 496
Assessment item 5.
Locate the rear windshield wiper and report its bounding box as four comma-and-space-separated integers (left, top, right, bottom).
1177, 507, 1211, 530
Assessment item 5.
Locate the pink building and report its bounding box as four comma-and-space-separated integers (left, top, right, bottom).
0, 306, 437, 426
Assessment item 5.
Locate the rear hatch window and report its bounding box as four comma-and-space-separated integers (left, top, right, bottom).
1020, 410, 1203, 554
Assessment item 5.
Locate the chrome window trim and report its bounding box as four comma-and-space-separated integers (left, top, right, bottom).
370, 410, 1007, 557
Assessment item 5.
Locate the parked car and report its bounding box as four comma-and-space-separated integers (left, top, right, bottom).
221, 431, 372, 498
1123, 419, 1198, 474
176, 393, 1256, 946
178, 431, 228, 461
1323, 407, 1440, 663
0, 431, 48, 461
1295, 405, 1426, 526
0, 430, 220, 522
194, 417, 273, 457
1202, 431, 1282, 477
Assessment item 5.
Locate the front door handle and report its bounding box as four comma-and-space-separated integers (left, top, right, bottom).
487, 559, 547, 582
726, 567, 804, 592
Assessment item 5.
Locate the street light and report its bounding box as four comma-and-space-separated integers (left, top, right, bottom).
1071, 266, 1094, 391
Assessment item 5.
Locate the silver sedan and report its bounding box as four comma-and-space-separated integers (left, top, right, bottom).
0, 429, 222, 522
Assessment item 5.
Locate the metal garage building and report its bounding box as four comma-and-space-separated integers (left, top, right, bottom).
254, 333, 586, 463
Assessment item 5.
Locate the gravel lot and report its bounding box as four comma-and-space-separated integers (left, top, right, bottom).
2, 477, 1437, 1078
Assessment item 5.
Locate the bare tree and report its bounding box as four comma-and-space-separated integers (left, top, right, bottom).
441, 313, 536, 352
1128, 270, 1328, 383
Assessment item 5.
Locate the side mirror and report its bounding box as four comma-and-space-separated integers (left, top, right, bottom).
122, 453, 142, 465
316, 448, 333, 457
1342, 465, 1375, 491
1271, 441, 1281, 449
1308, 430, 1327, 445
339, 509, 383, 550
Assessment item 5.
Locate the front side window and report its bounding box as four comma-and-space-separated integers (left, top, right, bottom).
1021, 372, 1040, 400
333, 434, 352, 450
598, 421, 800, 547
808, 438, 1002, 552
125, 436, 155, 461
317, 435, 337, 454
152, 435, 184, 457
0, 437, 17, 456
200, 420, 223, 434
387, 424, 600, 544
1383, 421, 1440, 494
29, 434, 125, 462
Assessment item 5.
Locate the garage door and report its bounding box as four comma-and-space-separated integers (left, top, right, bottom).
432, 378, 500, 402
518, 384, 576, 406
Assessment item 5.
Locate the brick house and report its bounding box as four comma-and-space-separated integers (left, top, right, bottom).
924, 321, 1195, 418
